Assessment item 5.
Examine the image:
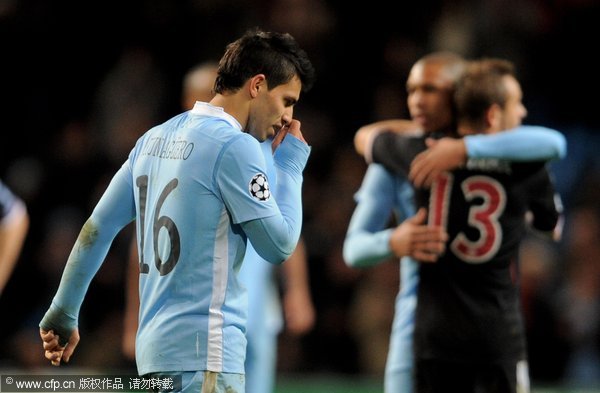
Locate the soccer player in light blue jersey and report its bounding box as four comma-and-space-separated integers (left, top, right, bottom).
39, 28, 315, 393
345, 53, 566, 393
346, 52, 466, 393
121, 62, 315, 393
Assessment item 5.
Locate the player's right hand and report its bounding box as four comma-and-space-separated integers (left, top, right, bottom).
388, 207, 448, 262
409, 137, 467, 188
40, 328, 80, 366
272, 119, 306, 153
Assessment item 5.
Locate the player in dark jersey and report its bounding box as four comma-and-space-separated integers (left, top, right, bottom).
370, 59, 564, 393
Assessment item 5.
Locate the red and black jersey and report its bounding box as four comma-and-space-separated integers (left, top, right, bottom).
372, 132, 560, 363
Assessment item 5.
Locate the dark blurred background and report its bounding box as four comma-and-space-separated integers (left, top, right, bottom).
1, 0, 600, 390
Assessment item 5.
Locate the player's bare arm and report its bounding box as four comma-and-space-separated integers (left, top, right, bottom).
281, 238, 315, 335
0, 201, 29, 293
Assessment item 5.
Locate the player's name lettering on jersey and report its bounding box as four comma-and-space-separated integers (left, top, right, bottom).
465, 158, 511, 174
141, 137, 194, 160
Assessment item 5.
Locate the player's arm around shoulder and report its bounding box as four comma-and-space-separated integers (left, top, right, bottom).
354, 119, 420, 159
464, 125, 567, 161
409, 126, 568, 188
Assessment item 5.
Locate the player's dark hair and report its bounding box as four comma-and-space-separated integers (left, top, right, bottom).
455, 58, 516, 130
214, 27, 315, 94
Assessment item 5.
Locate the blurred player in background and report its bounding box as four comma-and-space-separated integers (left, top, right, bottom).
0, 179, 29, 295
347, 53, 566, 393
345, 52, 466, 393
366, 58, 564, 393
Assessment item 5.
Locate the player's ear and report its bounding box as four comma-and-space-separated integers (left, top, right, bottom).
249, 74, 266, 98
486, 104, 502, 131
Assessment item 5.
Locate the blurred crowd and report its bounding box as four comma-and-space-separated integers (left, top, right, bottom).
0, 0, 599, 390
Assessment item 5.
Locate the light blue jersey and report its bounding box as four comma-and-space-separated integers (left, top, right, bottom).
133, 103, 308, 375
40, 102, 309, 378
132, 103, 281, 375
344, 125, 566, 393
344, 163, 417, 393
238, 140, 284, 393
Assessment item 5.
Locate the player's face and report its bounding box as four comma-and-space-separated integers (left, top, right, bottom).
407, 62, 455, 134
498, 75, 527, 131
247, 75, 301, 142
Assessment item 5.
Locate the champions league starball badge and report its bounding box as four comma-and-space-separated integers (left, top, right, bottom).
249, 173, 271, 201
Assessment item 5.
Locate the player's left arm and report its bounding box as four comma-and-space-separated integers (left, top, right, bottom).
40, 165, 136, 364
343, 163, 446, 265
343, 164, 400, 267
464, 126, 566, 161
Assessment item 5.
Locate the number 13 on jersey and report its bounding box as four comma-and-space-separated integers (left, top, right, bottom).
429, 173, 507, 264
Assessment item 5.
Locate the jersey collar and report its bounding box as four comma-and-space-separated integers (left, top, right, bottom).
190, 102, 242, 130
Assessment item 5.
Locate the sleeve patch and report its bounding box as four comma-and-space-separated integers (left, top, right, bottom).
249, 173, 271, 201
